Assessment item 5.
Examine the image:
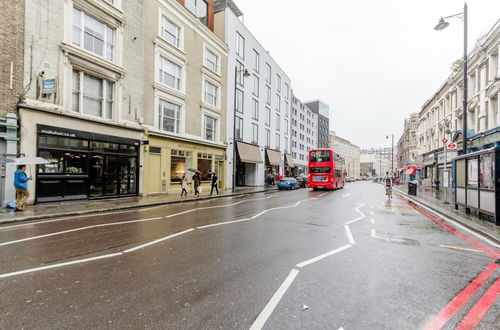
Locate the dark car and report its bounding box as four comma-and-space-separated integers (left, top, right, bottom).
295, 175, 308, 188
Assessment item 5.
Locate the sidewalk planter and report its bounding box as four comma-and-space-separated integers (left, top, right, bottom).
453, 147, 499, 226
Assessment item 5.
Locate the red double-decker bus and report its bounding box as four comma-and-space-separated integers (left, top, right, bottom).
308, 148, 345, 190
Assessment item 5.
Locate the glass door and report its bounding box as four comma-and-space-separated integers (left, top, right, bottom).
89, 154, 104, 197
105, 155, 119, 195
119, 157, 138, 195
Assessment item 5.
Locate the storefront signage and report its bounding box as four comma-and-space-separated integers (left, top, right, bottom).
438, 151, 457, 164
468, 131, 500, 149
42, 78, 56, 94
177, 143, 207, 151
37, 125, 140, 146
423, 153, 434, 165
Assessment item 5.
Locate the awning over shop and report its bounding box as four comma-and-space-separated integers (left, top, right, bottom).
237, 142, 263, 163
266, 149, 282, 166
405, 166, 417, 175
285, 153, 294, 167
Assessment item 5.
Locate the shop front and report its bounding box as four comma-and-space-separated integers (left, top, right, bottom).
35, 125, 140, 203
265, 149, 282, 177
144, 133, 226, 195
284, 153, 294, 177
235, 141, 262, 187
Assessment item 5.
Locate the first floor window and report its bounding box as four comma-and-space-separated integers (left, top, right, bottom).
252, 99, 259, 120
204, 115, 217, 141
276, 113, 281, 131
235, 117, 243, 140
276, 133, 280, 149
284, 119, 289, 135
265, 107, 271, 126
252, 123, 258, 144
204, 81, 218, 107
159, 56, 182, 90
265, 129, 270, 147
266, 85, 271, 105
158, 99, 180, 133
253, 75, 259, 96
236, 89, 244, 113
72, 70, 113, 119
276, 94, 281, 112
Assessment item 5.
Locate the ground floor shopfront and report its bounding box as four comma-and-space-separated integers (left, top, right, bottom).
19, 108, 143, 204
143, 133, 226, 196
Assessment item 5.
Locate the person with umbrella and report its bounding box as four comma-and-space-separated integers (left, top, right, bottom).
188, 168, 201, 197
14, 165, 32, 212
210, 172, 219, 195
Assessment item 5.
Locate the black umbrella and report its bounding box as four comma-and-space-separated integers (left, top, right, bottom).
208, 172, 216, 175
188, 168, 200, 173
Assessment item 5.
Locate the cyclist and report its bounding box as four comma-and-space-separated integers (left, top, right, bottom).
384, 172, 393, 199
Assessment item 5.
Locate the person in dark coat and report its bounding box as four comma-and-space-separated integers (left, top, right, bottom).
210, 173, 219, 195
193, 173, 201, 196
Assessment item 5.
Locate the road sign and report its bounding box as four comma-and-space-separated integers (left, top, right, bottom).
442, 138, 448, 144
447, 142, 457, 150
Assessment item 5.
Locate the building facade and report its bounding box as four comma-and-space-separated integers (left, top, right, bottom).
19, 0, 145, 203
305, 100, 329, 148
0, 0, 23, 204
290, 92, 317, 175
360, 148, 393, 177
416, 19, 499, 196
396, 113, 418, 182
214, 0, 291, 187
141, 0, 229, 196
329, 131, 360, 178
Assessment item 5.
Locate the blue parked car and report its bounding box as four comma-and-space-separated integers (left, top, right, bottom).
278, 177, 300, 190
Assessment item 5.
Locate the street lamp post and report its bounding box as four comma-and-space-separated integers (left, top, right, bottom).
232, 66, 250, 192
434, 3, 468, 155
386, 134, 394, 175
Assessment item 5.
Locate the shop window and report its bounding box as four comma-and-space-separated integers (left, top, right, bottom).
198, 153, 213, 181
480, 154, 495, 190
64, 152, 87, 174
170, 150, 192, 183
39, 136, 88, 150
90, 141, 119, 153
38, 150, 64, 174
120, 145, 138, 155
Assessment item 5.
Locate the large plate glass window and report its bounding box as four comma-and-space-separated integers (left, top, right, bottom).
158, 99, 180, 133
204, 115, 217, 141
159, 56, 181, 90
204, 81, 218, 107
205, 48, 218, 72
72, 70, 114, 119
161, 15, 180, 48
171, 150, 192, 183
185, 0, 208, 25
480, 153, 495, 190
197, 153, 213, 181
73, 8, 114, 61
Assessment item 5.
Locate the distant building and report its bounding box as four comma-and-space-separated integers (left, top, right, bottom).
396, 113, 418, 182
305, 100, 330, 148
329, 131, 360, 178
290, 92, 317, 175
360, 149, 392, 177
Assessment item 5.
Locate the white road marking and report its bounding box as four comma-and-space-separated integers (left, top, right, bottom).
338, 327, 345, 330
317, 192, 328, 197
0, 252, 122, 279
342, 193, 350, 197
370, 211, 374, 215
370, 228, 377, 238
370, 218, 375, 224
296, 244, 352, 268
197, 218, 252, 229
123, 228, 194, 253
344, 204, 366, 225
344, 225, 355, 245
0, 217, 163, 247
249, 269, 300, 330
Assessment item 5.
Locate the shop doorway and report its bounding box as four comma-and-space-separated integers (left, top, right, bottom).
147, 154, 162, 193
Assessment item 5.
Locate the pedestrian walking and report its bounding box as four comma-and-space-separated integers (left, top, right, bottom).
14, 165, 31, 212
434, 177, 440, 191
181, 174, 188, 197
210, 173, 219, 195
193, 173, 201, 197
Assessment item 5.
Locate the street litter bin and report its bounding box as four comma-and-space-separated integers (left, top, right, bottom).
408, 181, 417, 196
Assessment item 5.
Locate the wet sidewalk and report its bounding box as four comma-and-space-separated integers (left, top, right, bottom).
0, 186, 279, 225
394, 185, 500, 245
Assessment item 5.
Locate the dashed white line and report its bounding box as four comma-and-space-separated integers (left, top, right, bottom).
344, 225, 355, 245
249, 269, 300, 330
0, 252, 123, 279
123, 228, 194, 253
0, 217, 163, 247
296, 244, 352, 268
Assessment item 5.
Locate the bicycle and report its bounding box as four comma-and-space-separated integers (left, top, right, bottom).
385, 186, 392, 201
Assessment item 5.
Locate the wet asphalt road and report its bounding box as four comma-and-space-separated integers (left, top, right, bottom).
0, 182, 499, 330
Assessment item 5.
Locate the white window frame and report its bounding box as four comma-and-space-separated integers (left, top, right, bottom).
236, 89, 244, 114
266, 63, 271, 83
72, 70, 114, 120
235, 116, 243, 140
266, 85, 271, 105
265, 107, 271, 126
204, 114, 218, 142
158, 98, 182, 133
158, 55, 182, 91
253, 74, 259, 97
252, 123, 258, 144
276, 74, 281, 92
276, 113, 281, 131
253, 49, 260, 73
72, 8, 115, 61
252, 99, 259, 120
276, 94, 281, 112
204, 79, 219, 108
160, 14, 181, 48
204, 47, 219, 73
276, 133, 280, 150
236, 32, 245, 59
265, 129, 270, 147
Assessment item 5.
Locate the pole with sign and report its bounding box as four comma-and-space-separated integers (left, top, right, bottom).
442, 138, 449, 204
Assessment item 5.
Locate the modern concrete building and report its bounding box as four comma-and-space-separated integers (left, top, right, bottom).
142, 0, 229, 196
0, 0, 23, 204
329, 131, 360, 178
360, 148, 393, 177
305, 100, 330, 148
290, 92, 317, 175
18, 0, 145, 203
214, 0, 292, 188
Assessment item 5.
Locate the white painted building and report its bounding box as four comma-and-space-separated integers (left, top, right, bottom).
290, 92, 317, 175
214, 0, 292, 187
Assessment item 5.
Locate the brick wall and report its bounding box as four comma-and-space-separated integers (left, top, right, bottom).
0, 0, 24, 117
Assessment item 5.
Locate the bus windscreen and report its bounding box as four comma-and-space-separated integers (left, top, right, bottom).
309, 150, 330, 162
310, 167, 331, 173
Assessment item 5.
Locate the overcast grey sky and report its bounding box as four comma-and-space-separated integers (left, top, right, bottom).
236, 0, 500, 149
